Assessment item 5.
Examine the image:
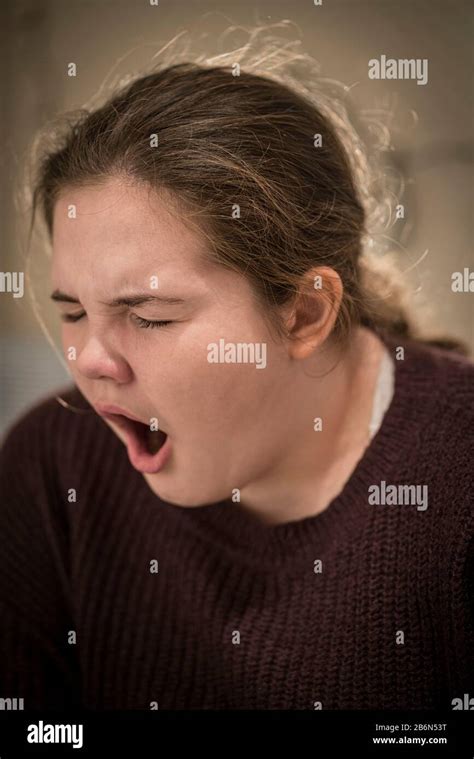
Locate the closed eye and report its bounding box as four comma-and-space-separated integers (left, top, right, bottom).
61, 312, 85, 323
130, 315, 174, 329
60, 312, 174, 329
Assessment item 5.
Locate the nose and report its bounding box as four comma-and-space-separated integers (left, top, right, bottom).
75, 334, 133, 383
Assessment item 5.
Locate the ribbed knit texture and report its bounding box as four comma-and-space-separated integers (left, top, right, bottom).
0, 331, 473, 710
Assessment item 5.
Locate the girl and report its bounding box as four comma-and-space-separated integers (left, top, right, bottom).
1, 47, 473, 711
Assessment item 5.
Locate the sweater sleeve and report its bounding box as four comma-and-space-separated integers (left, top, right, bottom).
0, 397, 82, 710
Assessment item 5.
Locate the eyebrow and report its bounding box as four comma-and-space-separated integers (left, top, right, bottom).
50, 290, 187, 307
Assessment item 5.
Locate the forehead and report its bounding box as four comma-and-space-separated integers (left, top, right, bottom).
51, 176, 211, 284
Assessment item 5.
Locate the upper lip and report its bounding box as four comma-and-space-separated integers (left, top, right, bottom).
94, 403, 144, 424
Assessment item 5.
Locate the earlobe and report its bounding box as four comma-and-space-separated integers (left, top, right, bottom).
286, 267, 343, 360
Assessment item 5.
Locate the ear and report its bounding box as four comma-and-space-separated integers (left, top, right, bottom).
285, 266, 343, 360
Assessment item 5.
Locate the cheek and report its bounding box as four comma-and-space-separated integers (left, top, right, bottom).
139, 352, 255, 428
140, 323, 280, 404
61, 323, 85, 357
60, 328, 92, 399
61, 329, 78, 371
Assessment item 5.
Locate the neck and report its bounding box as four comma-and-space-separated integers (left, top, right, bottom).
238, 326, 386, 525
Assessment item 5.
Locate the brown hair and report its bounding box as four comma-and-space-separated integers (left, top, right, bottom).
29, 49, 468, 355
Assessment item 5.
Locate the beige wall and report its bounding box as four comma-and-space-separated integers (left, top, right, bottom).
1, 0, 472, 429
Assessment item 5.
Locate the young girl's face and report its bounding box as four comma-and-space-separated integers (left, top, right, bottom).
51, 176, 296, 507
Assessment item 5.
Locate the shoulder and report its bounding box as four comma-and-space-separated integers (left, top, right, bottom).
380, 334, 473, 511
419, 341, 474, 400
0, 384, 116, 484
381, 337, 474, 588
0, 383, 97, 509
385, 333, 474, 421
1, 384, 71, 453
1, 384, 104, 447
0, 385, 120, 614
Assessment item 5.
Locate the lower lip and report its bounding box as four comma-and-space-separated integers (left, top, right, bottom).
101, 413, 172, 474
126, 429, 172, 474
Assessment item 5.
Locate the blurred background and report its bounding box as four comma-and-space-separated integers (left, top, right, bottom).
1, 0, 473, 434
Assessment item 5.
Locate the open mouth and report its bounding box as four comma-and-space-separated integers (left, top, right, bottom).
128, 418, 167, 454
97, 410, 171, 474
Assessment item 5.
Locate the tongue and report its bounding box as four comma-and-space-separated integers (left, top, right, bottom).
145, 428, 167, 454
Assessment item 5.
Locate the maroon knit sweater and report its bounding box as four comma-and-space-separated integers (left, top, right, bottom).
0, 333, 473, 711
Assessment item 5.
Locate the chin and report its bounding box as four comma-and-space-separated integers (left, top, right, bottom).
142, 473, 224, 508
